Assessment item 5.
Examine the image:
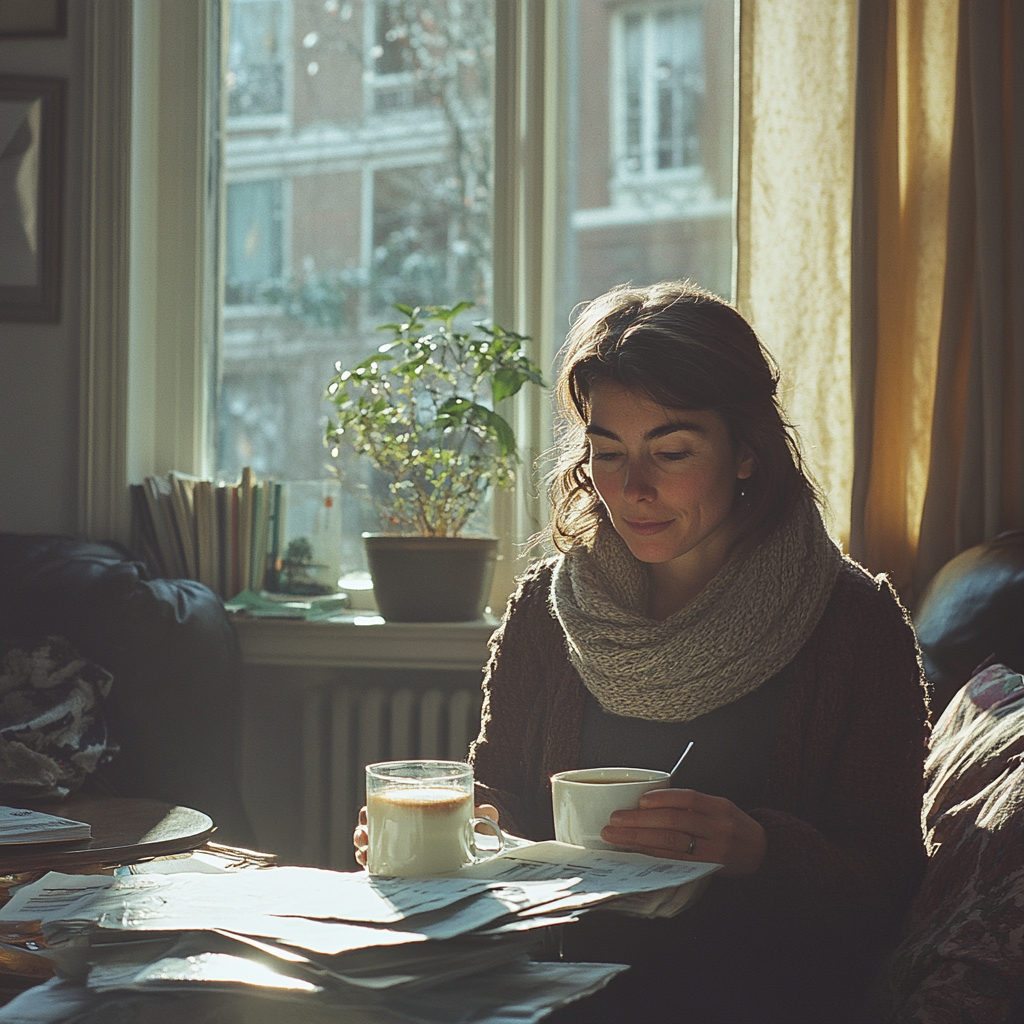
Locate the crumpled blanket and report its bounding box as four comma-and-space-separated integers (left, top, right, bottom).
0, 636, 115, 800
867, 662, 1024, 1023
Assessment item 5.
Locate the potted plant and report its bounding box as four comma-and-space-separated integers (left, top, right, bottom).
324, 302, 545, 621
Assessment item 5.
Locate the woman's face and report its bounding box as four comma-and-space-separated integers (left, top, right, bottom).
586, 383, 754, 566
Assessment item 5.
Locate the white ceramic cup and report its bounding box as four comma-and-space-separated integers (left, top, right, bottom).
365, 759, 504, 876
551, 767, 671, 850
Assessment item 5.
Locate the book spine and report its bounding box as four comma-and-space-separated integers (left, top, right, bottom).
197, 480, 218, 594
215, 485, 229, 599
146, 476, 185, 578
267, 481, 283, 591
253, 481, 272, 592
248, 482, 261, 591
277, 482, 289, 569
130, 483, 165, 577
168, 473, 198, 580
230, 485, 240, 598
238, 467, 254, 595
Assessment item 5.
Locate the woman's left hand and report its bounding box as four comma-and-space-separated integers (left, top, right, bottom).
601, 788, 767, 878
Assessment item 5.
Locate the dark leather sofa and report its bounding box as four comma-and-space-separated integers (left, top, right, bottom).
0, 533, 254, 847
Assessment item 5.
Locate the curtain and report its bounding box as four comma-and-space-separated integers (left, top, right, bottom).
737, 0, 859, 547
848, 0, 958, 596
849, 0, 1023, 600
913, 1, 1024, 596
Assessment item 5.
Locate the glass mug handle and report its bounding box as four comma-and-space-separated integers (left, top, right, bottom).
465, 816, 504, 864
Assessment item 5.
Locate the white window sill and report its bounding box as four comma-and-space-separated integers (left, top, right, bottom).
231, 613, 498, 670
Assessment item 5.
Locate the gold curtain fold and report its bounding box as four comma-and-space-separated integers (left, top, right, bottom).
848, 0, 958, 598
737, 0, 859, 547
913, 0, 1024, 596
849, 0, 1022, 601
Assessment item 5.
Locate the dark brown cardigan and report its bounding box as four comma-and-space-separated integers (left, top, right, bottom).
470, 557, 929, 992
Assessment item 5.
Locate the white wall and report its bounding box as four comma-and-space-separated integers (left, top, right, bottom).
0, 5, 85, 535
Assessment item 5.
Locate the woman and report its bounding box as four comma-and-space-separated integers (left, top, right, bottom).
465, 283, 928, 1022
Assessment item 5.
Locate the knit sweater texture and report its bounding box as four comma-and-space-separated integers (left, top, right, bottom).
469, 557, 929, 1016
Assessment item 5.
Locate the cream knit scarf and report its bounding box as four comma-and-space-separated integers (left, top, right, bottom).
549, 495, 845, 722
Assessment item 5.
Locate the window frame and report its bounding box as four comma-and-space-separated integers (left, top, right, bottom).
80, 0, 221, 540
80, 0, 564, 610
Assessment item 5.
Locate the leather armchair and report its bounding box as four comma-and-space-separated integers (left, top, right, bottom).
0, 533, 254, 847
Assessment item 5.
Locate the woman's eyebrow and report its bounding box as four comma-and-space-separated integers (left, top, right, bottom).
585, 421, 708, 442
646, 421, 707, 440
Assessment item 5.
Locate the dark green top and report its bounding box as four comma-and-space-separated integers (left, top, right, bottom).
577, 666, 788, 811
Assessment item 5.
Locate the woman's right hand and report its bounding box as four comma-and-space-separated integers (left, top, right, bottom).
353, 803, 500, 869
353, 805, 369, 868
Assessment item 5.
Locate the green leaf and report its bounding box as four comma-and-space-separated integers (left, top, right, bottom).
426, 301, 474, 327
435, 396, 473, 430
478, 409, 517, 457
491, 367, 528, 404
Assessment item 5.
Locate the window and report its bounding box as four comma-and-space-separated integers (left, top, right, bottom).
616, 4, 704, 180
225, 178, 285, 306
368, 0, 430, 112
76, 0, 739, 591
208, 0, 736, 586
226, 0, 290, 128
564, 0, 735, 315
215, 0, 495, 578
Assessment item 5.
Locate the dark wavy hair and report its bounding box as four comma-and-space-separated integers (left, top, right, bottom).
549, 281, 819, 553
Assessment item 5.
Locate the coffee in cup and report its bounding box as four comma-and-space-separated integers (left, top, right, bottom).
365, 760, 504, 876
550, 767, 670, 850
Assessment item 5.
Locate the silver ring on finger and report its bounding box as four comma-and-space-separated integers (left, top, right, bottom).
687, 834, 696, 856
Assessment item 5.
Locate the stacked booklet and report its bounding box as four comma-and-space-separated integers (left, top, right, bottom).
0, 807, 91, 845
130, 468, 287, 600
0, 842, 719, 1023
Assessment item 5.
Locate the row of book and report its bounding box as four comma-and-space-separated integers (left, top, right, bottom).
130, 469, 286, 600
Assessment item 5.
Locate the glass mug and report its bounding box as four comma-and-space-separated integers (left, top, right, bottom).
365, 760, 505, 876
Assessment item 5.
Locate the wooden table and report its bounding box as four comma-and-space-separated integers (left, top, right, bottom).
0, 795, 215, 875
0, 795, 217, 1004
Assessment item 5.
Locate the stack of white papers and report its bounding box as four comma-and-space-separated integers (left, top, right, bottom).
0, 807, 91, 845
0, 843, 719, 1023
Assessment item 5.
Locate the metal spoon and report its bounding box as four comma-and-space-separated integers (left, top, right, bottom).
668, 741, 695, 781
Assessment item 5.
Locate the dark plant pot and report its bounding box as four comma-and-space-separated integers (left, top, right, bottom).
363, 535, 499, 622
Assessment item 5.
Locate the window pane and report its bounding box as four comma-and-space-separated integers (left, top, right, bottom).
216, 0, 495, 575
225, 179, 284, 305
227, 0, 287, 119
566, 0, 735, 313
622, 14, 644, 174
655, 9, 703, 171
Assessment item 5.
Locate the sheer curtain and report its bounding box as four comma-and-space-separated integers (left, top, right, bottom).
741, 0, 1022, 602
737, 0, 858, 547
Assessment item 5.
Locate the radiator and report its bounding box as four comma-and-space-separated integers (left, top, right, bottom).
300, 683, 483, 868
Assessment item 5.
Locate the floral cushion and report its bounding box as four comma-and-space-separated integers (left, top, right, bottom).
868, 662, 1024, 1023
0, 636, 114, 800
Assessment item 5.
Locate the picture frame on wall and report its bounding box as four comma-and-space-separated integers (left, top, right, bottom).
0, 75, 65, 323
0, 0, 67, 39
